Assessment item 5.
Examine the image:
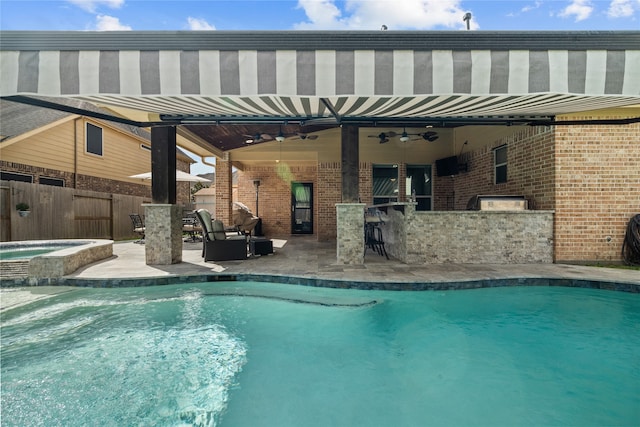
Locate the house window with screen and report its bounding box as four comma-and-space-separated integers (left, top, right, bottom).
372, 165, 398, 205
406, 165, 432, 211
86, 123, 103, 156
494, 145, 507, 184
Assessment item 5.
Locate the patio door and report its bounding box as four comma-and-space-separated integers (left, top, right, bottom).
291, 182, 313, 234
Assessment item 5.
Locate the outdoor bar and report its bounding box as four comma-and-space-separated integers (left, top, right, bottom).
362, 203, 554, 264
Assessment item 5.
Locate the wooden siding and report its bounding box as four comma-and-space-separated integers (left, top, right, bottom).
76, 118, 153, 182
1, 119, 77, 171
0, 117, 154, 182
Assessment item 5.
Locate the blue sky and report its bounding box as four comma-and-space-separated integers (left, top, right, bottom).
1, 0, 639, 31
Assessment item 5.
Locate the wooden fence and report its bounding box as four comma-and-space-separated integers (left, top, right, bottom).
1, 180, 152, 242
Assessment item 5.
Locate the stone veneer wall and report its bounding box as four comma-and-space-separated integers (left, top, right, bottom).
406, 210, 554, 264
27, 239, 113, 278
144, 204, 183, 265
381, 204, 554, 264
336, 203, 365, 264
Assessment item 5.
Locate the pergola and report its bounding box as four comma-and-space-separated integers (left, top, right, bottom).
2, 30, 639, 263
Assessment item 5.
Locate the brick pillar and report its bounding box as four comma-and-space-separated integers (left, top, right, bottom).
336, 203, 365, 264
215, 155, 233, 223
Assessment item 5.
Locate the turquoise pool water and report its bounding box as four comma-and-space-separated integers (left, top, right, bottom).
0, 246, 69, 260
1, 282, 639, 426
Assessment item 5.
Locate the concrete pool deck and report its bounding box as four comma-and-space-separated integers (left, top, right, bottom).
2, 235, 638, 310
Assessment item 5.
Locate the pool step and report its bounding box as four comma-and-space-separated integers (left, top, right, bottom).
0, 260, 29, 279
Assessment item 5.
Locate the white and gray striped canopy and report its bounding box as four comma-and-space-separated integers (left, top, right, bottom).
1, 31, 639, 124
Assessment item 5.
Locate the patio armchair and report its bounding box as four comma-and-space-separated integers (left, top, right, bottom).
195, 209, 247, 261
182, 212, 202, 242
129, 213, 145, 244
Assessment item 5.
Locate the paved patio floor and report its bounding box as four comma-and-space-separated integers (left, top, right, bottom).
2, 235, 638, 311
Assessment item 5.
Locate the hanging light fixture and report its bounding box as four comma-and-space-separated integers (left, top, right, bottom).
399, 128, 410, 142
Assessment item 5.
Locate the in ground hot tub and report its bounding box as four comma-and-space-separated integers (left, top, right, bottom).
0, 240, 113, 282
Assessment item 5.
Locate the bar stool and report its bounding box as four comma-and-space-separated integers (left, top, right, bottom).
365, 217, 389, 259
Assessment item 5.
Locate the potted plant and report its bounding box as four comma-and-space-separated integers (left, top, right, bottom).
16, 202, 30, 217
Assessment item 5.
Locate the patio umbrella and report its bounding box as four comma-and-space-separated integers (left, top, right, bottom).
129, 170, 211, 183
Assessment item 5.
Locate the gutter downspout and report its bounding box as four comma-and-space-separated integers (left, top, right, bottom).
74, 117, 79, 188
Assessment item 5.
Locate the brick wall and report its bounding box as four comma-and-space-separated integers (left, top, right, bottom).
553, 118, 640, 262
236, 162, 318, 237
437, 120, 639, 263
435, 126, 556, 211
317, 162, 342, 240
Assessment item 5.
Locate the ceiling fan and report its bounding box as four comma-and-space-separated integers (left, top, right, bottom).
368, 129, 439, 143
368, 131, 398, 144
291, 132, 319, 141
414, 131, 439, 142
244, 133, 273, 144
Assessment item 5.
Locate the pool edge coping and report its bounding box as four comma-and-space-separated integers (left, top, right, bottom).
1, 272, 638, 293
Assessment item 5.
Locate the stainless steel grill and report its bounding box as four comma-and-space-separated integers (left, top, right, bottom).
467, 195, 528, 211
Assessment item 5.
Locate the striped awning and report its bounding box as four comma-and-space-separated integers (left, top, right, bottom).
1, 31, 639, 124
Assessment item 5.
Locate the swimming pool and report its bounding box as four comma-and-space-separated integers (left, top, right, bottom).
1, 282, 639, 426
0, 240, 113, 280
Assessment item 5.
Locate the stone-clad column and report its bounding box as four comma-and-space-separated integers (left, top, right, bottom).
145, 204, 182, 265
336, 203, 365, 264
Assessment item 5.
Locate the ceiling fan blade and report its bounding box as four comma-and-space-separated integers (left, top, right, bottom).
420, 131, 439, 142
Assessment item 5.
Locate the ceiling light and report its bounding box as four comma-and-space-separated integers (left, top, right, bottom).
400, 128, 409, 142
275, 135, 285, 142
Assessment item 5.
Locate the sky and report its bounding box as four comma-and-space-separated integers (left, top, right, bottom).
1, 0, 638, 173
1, 0, 638, 33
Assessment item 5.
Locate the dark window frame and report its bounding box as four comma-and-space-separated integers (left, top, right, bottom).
0, 171, 33, 183
39, 176, 65, 187
86, 122, 103, 156
372, 164, 399, 205
494, 145, 508, 184
406, 164, 433, 211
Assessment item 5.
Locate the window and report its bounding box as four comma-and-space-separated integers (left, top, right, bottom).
494, 145, 507, 184
39, 176, 64, 187
406, 165, 432, 211
86, 123, 103, 156
0, 171, 33, 183
372, 164, 398, 205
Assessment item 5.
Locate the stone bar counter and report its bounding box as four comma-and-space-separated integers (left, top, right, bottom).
367, 203, 554, 264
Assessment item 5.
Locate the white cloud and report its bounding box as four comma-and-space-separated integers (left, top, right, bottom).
95, 14, 132, 31
607, 0, 637, 17
187, 17, 216, 31
558, 0, 594, 22
294, 0, 478, 30
522, 1, 543, 13
68, 0, 125, 13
